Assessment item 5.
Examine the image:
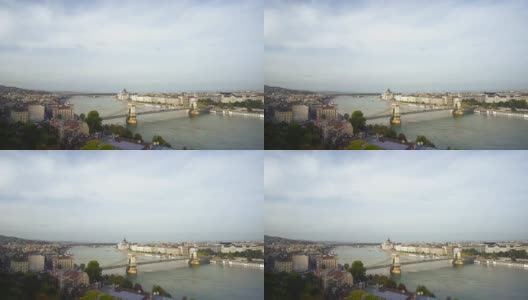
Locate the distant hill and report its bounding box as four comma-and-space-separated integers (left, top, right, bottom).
0, 84, 51, 95
264, 85, 316, 95
0, 234, 31, 244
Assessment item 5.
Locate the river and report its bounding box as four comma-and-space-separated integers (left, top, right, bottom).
334, 245, 528, 300
69, 246, 263, 300
333, 96, 528, 149
68, 96, 263, 150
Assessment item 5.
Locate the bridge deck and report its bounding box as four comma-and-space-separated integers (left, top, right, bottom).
366, 108, 452, 120
366, 257, 452, 270
102, 257, 188, 270
102, 108, 188, 120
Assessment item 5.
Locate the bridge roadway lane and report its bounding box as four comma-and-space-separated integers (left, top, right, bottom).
366, 257, 452, 270
366, 107, 453, 120
101, 107, 189, 120
102, 257, 189, 270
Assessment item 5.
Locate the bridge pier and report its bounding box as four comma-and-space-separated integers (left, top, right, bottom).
390, 255, 401, 274
453, 251, 463, 265
127, 104, 137, 124
390, 104, 401, 124
127, 255, 137, 274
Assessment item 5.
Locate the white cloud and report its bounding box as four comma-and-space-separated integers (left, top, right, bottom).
0, 151, 263, 242
265, 0, 528, 92
264, 151, 528, 242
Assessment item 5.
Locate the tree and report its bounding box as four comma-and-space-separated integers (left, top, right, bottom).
85, 260, 102, 283
416, 285, 435, 297
343, 263, 350, 271
350, 260, 366, 283
343, 113, 350, 120
398, 133, 407, 142
152, 285, 172, 297
152, 135, 171, 147
350, 110, 366, 134
416, 135, 435, 147
134, 133, 143, 141
398, 283, 407, 291
79, 113, 86, 121
133, 283, 143, 292
79, 263, 86, 271
85, 110, 102, 134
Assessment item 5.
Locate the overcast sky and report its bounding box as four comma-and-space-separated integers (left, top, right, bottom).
265, 0, 528, 93
0, 0, 262, 92
0, 151, 263, 243
265, 151, 528, 243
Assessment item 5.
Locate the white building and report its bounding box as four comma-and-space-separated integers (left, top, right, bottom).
292, 105, 309, 122
292, 254, 309, 272
28, 105, 45, 122
28, 255, 45, 272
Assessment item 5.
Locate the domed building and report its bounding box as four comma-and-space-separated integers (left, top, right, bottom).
117, 238, 130, 251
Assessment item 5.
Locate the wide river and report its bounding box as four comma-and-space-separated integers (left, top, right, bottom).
68, 96, 263, 150
333, 96, 528, 149
334, 246, 528, 300
69, 246, 263, 300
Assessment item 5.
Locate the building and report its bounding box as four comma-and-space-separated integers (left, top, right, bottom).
10, 110, 29, 123
52, 105, 74, 120
28, 104, 45, 122
292, 105, 309, 122
52, 255, 73, 270
50, 270, 89, 289
381, 238, 394, 250
316, 255, 338, 270
316, 105, 338, 120
292, 254, 309, 272
10, 260, 29, 273
274, 259, 293, 273
118, 238, 130, 250
274, 110, 293, 123
28, 255, 45, 272
382, 88, 395, 101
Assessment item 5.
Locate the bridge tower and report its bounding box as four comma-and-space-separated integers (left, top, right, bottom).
453, 250, 463, 265
453, 99, 464, 116
390, 254, 401, 274
127, 104, 137, 124
190, 248, 200, 265
127, 254, 137, 274
390, 104, 401, 124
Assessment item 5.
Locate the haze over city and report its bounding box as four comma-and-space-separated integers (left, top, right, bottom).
265, 0, 528, 92
0, 151, 263, 243
265, 151, 528, 243
0, 0, 263, 92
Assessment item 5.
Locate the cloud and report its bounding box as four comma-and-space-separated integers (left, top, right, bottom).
264, 151, 528, 242
265, 0, 528, 92
0, 151, 263, 243
0, 0, 263, 92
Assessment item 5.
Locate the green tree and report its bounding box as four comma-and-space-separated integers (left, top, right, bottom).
350, 110, 366, 134
343, 113, 350, 120
152, 285, 172, 297
416, 135, 435, 147
85, 260, 102, 283
79, 263, 86, 271
79, 113, 86, 121
350, 260, 366, 283
85, 110, 102, 134
152, 135, 171, 147
134, 283, 143, 291
134, 133, 143, 141
416, 285, 435, 297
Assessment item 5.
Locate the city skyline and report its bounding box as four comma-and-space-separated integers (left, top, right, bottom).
265, 151, 528, 243
0, 151, 263, 243
265, 0, 528, 93
0, 0, 263, 92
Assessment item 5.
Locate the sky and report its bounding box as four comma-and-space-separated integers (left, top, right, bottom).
265, 151, 528, 243
0, 0, 262, 92
265, 0, 528, 93
0, 151, 263, 243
